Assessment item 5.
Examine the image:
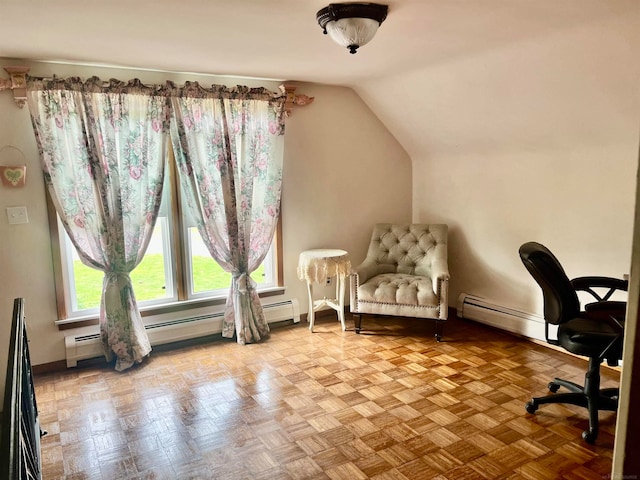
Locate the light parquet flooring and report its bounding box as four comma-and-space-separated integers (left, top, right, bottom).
35, 314, 620, 480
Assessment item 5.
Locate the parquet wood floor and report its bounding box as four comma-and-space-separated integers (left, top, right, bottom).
34, 314, 620, 480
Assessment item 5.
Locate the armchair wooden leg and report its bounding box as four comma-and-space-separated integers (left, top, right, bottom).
354, 313, 362, 334
434, 320, 443, 342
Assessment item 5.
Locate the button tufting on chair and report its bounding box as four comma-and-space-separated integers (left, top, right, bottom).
350, 223, 449, 341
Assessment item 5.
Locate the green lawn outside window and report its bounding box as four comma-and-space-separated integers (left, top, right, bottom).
73, 254, 266, 310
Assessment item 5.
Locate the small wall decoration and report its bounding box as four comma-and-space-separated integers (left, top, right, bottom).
0, 165, 26, 187
0, 145, 27, 188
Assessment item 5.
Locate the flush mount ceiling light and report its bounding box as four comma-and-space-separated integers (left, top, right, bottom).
316, 3, 388, 54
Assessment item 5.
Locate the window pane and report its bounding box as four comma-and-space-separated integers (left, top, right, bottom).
66, 217, 175, 313
188, 227, 273, 295
70, 252, 102, 311
131, 218, 175, 303
189, 227, 232, 293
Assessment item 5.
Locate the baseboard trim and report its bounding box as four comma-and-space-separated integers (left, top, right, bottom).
457, 293, 545, 341
32, 360, 68, 375
452, 305, 621, 373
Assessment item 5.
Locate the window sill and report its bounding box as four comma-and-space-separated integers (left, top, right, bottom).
55, 286, 287, 331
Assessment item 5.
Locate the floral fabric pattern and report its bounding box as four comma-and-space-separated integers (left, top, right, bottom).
27, 77, 171, 371
169, 82, 286, 344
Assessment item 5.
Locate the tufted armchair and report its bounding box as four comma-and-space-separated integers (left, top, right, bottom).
350, 223, 449, 340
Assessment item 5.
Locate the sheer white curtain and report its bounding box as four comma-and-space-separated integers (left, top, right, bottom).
169, 83, 286, 344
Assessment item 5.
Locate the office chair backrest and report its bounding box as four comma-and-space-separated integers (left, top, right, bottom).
519, 242, 580, 325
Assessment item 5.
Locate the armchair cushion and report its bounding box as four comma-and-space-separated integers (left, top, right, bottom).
357, 273, 438, 306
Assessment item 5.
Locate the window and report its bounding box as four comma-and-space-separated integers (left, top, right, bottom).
49, 148, 282, 322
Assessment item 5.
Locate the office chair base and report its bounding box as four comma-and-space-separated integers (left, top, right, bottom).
525, 375, 619, 444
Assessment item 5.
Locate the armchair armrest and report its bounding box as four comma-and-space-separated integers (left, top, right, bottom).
351, 260, 391, 285
430, 257, 450, 294
570, 276, 628, 302
350, 260, 385, 312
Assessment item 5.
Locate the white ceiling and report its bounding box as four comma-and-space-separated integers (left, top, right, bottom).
0, 0, 632, 87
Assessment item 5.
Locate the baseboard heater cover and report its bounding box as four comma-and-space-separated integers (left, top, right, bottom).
64, 298, 300, 368
457, 293, 545, 341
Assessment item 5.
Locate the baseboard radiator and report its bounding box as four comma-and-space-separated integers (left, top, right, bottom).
457, 293, 546, 341
65, 298, 300, 368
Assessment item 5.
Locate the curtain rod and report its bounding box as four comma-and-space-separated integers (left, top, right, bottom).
0, 65, 315, 116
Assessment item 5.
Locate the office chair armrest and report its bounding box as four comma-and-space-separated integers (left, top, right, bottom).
570, 276, 629, 302
584, 300, 626, 313
584, 300, 626, 333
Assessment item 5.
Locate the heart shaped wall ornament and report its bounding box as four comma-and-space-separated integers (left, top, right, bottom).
0, 165, 26, 187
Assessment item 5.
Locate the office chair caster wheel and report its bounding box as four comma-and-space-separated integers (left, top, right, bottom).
548, 382, 560, 393
582, 430, 597, 444
525, 400, 538, 414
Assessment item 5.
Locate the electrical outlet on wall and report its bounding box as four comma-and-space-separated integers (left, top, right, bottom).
325, 276, 334, 286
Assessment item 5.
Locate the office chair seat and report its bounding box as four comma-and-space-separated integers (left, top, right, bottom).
558, 316, 622, 358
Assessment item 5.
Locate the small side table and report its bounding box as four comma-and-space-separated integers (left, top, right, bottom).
297, 249, 351, 332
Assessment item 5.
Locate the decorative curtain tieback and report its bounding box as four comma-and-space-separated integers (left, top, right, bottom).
105, 271, 132, 280
234, 272, 257, 294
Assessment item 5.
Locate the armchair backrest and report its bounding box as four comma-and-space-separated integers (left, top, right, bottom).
519, 242, 580, 325
366, 223, 448, 276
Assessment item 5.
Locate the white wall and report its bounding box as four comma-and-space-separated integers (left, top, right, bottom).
357, 7, 640, 318
0, 60, 411, 400
281, 82, 412, 305
0, 61, 60, 377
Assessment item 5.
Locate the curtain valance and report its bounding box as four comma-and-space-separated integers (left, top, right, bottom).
27, 76, 287, 128
26, 76, 287, 139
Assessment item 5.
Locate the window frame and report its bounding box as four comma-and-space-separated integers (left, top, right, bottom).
46, 145, 284, 330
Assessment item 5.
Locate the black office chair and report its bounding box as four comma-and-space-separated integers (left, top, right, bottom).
519, 242, 627, 443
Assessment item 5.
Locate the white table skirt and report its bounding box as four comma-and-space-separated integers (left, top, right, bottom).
297, 249, 351, 332
297, 249, 351, 284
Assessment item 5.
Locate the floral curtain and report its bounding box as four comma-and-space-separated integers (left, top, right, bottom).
169, 82, 286, 344
27, 77, 171, 371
